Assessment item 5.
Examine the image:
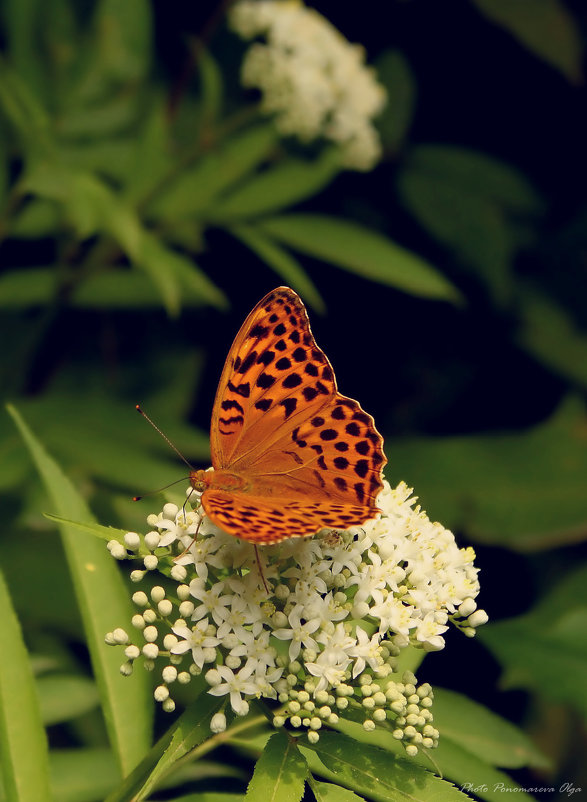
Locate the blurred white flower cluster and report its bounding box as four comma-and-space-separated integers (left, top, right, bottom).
106, 479, 487, 753
229, 0, 387, 171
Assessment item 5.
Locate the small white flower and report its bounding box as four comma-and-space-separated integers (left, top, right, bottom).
273, 605, 320, 661
230, 0, 386, 170
171, 619, 221, 668
348, 627, 383, 678
207, 664, 258, 715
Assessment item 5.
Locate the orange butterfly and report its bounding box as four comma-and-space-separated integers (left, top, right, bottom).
190, 287, 386, 544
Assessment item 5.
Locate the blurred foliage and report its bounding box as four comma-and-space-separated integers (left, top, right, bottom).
1, 0, 586, 800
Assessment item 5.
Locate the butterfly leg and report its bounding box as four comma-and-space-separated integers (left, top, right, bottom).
253, 544, 269, 594
174, 503, 205, 562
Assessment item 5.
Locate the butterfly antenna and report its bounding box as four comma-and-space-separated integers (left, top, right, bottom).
135, 404, 194, 469
132, 477, 190, 502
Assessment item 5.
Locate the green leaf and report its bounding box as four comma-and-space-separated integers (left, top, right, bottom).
310, 778, 365, 802
6, 404, 152, 776
50, 748, 120, 802
517, 290, 587, 390
63, 139, 136, 183
433, 688, 548, 769
397, 146, 543, 303
0, 64, 52, 153
303, 732, 467, 802
228, 224, 325, 313
375, 50, 416, 153
208, 149, 341, 222
391, 395, 587, 550
258, 214, 460, 302
20, 163, 226, 314
333, 718, 534, 802
10, 199, 61, 238
246, 731, 308, 802
0, 565, 52, 802
148, 124, 279, 221
57, 95, 139, 139
123, 97, 173, 204
0, 267, 58, 308
38, 674, 100, 726
197, 45, 224, 130
479, 565, 587, 721
170, 795, 245, 802
1, 0, 46, 98
431, 738, 536, 802
471, 0, 583, 83
105, 691, 222, 802
72, 269, 219, 310
43, 514, 128, 545
139, 232, 228, 315
93, 0, 152, 83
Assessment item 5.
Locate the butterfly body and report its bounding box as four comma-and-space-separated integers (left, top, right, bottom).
191, 287, 386, 545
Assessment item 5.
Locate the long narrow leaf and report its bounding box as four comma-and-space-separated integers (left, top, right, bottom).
105, 691, 222, 802
6, 404, 152, 776
258, 214, 461, 303
229, 224, 324, 313
0, 566, 52, 802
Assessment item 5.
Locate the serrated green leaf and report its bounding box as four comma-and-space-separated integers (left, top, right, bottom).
246, 731, 308, 802
173, 791, 245, 802
6, 404, 152, 776
431, 738, 535, 802
471, 0, 583, 83
229, 224, 324, 313
310, 778, 365, 802
391, 395, 587, 550
0, 566, 52, 802
375, 50, 416, 153
258, 214, 460, 302
38, 674, 100, 726
433, 688, 548, 769
148, 124, 278, 221
208, 149, 341, 222
303, 731, 467, 802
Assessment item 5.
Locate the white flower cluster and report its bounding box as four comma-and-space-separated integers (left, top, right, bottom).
229, 0, 387, 171
105, 480, 487, 752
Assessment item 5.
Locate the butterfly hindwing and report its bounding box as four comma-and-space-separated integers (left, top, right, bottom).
201, 489, 374, 544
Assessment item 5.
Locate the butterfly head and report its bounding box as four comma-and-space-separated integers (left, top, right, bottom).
189, 469, 211, 493
190, 468, 250, 494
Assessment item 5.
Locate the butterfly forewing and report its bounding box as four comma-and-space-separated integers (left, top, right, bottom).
204, 286, 386, 543
210, 287, 337, 470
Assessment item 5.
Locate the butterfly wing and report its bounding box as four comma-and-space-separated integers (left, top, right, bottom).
207, 286, 386, 543
201, 489, 373, 544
